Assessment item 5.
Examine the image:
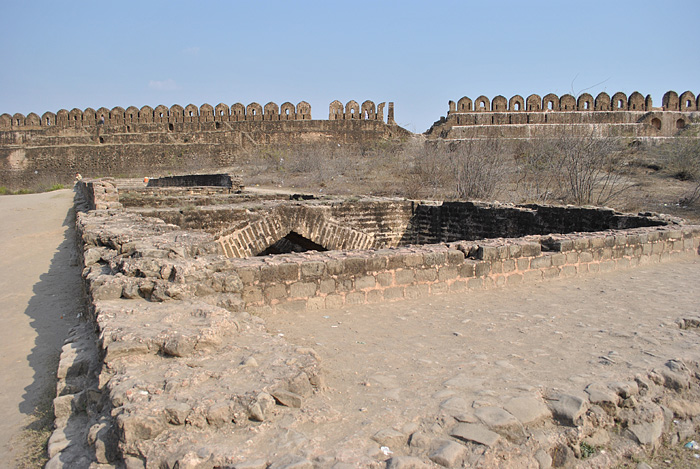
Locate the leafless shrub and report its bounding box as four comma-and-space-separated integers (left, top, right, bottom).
518, 132, 634, 206
403, 140, 510, 200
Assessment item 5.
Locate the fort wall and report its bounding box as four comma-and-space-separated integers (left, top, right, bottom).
0, 100, 408, 188
428, 90, 700, 139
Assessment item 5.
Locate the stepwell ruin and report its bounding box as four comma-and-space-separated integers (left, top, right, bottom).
44, 175, 700, 468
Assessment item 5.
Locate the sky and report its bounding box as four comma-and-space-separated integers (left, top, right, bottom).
1, 1, 698, 133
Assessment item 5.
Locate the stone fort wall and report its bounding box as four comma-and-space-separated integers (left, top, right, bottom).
428, 90, 700, 139
0, 100, 405, 188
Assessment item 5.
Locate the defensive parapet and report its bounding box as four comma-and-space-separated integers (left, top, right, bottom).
0, 100, 401, 130
428, 90, 699, 139
0, 99, 409, 189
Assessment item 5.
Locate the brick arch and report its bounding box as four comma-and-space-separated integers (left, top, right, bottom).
154, 105, 169, 123
361, 100, 376, 120
474, 95, 490, 112
611, 92, 627, 110
216, 207, 376, 258
560, 94, 576, 111
577, 93, 594, 111
0, 113, 11, 129
542, 93, 560, 111
679, 91, 696, 111
628, 92, 645, 111
594, 92, 611, 111
509, 95, 524, 111
329, 100, 343, 120
264, 102, 279, 121
457, 96, 472, 112
526, 94, 541, 111
662, 91, 679, 110
491, 95, 507, 111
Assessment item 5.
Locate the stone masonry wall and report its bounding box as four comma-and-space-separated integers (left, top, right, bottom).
232, 225, 700, 314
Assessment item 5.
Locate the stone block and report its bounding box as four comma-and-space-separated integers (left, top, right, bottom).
395, 269, 415, 285
325, 295, 344, 309
459, 262, 475, 278
345, 292, 366, 305
489, 261, 502, 274
508, 244, 522, 258
590, 237, 605, 249
565, 252, 579, 264
264, 284, 287, 301
326, 259, 344, 275
578, 251, 593, 263
242, 286, 263, 303
355, 275, 376, 290
306, 297, 325, 311
365, 255, 388, 272
502, 259, 516, 273
431, 282, 449, 294
438, 266, 458, 281
447, 250, 466, 264
319, 279, 336, 294
467, 278, 483, 290
278, 300, 307, 313
523, 270, 543, 282
235, 266, 260, 284
367, 289, 384, 303
384, 286, 405, 300
377, 272, 393, 287
561, 265, 577, 277
415, 268, 438, 282
450, 280, 467, 292
551, 253, 566, 266
476, 246, 499, 261
343, 257, 366, 275
403, 253, 424, 267
506, 273, 523, 285
424, 251, 447, 266
405, 284, 429, 299
516, 258, 529, 271
474, 261, 489, 277
520, 242, 541, 257
599, 260, 616, 272
542, 267, 560, 279
572, 238, 590, 250
289, 282, 317, 298
530, 256, 551, 269
300, 261, 325, 278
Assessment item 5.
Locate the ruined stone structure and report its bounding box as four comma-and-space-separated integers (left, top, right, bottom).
0, 100, 408, 188
46, 178, 700, 467
427, 90, 699, 139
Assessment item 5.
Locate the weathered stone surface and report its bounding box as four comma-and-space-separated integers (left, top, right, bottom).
546, 393, 588, 426
450, 423, 500, 447
271, 390, 303, 408
503, 396, 552, 425
386, 456, 428, 469
534, 448, 552, 469
429, 441, 467, 468
371, 428, 406, 448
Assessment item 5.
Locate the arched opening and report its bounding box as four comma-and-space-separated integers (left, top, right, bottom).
651, 118, 661, 130
99, 137, 104, 144
258, 231, 328, 256
676, 119, 686, 129
547, 101, 553, 110
687, 100, 692, 108
215, 122, 221, 129
584, 102, 590, 110
168, 123, 174, 131
479, 101, 486, 109
618, 100, 624, 108
514, 103, 520, 111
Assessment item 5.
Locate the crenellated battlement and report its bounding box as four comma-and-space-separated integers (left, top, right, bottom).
0, 100, 394, 130
446, 90, 698, 114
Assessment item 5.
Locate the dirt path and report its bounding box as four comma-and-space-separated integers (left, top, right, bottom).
262, 257, 700, 462
0, 190, 81, 466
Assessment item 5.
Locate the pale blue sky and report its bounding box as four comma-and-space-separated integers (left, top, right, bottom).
1, 1, 698, 132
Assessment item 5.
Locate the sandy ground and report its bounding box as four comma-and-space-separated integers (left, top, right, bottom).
0, 190, 81, 466
262, 257, 700, 460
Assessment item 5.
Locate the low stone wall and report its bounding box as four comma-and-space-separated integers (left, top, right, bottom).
232, 225, 700, 314
74, 178, 122, 210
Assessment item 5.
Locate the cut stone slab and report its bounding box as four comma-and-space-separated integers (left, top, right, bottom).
584, 383, 620, 414
429, 441, 467, 468
628, 418, 663, 446
450, 423, 500, 447
371, 428, 406, 448
546, 393, 588, 426
271, 390, 303, 408
474, 406, 524, 441
503, 396, 552, 425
